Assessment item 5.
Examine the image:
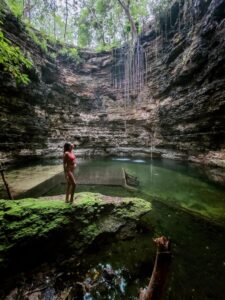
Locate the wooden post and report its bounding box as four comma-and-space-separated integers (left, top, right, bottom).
0, 163, 13, 200
139, 236, 171, 300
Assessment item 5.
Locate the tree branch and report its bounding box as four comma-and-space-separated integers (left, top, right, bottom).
117, 0, 138, 41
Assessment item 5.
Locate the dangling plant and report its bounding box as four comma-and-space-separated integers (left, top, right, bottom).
0, 24, 33, 84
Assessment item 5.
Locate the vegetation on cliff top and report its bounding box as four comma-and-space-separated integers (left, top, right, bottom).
5, 0, 171, 49
0, 0, 174, 84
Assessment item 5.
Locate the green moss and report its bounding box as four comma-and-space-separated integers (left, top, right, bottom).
120, 197, 152, 219
74, 192, 151, 223
75, 192, 103, 207
0, 198, 72, 244
0, 193, 152, 271
74, 193, 152, 244
77, 185, 147, 199
81, 223, 100, 239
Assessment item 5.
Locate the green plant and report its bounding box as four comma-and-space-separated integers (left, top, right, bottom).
49, 52, 57, 60
39, 39, 47, 53
59, 46, 80, 61
0, 26, 32, 84
46, 34, 58, 45
5, 0, 23, 18
95, 41, 120, 52
68, 47, 78, 59
25, 23, 48, 54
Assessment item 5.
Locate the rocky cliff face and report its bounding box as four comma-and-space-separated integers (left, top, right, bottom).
0, 0, 225, 166
141, 0, 225, 166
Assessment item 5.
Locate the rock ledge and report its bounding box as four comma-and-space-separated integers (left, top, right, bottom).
0, 192, 152, 275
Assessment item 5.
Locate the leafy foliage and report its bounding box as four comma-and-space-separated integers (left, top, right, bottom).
25, 22, 48, 53
5, 0, 23, 18
59, 47, 80, 61
77, 22, 91, 48
0, 26, 32, 84
4, 0, 172, 49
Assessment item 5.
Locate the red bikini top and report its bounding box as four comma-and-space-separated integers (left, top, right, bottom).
66, 151, 76, 163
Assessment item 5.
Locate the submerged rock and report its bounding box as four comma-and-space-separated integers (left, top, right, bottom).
0, 192, 152, 276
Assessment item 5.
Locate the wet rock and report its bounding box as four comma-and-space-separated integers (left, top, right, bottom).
75, 263, 128, 299
102, 267, 116, 281
0, 193, 152, 276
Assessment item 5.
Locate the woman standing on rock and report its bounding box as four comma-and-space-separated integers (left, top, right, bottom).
63, 142, 77, 203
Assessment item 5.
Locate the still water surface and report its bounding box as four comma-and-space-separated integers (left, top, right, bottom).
77, 157, 225, 225
1, 157, 225, 299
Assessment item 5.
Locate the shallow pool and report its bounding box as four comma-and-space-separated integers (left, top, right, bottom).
1, 157, 225, 224
1, 157, 225, 300
76, 157, 225, 226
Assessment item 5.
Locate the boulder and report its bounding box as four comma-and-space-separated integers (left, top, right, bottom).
0, 192, 152, 276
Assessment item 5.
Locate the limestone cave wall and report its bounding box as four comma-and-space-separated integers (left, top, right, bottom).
140, 0, 225, 165
0, 0, 225, 166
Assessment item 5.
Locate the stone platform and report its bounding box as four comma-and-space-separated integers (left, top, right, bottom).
0, 165, 126, 199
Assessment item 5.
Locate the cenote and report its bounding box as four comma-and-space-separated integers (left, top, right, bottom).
1, 0, 225, 299
1, 157, 225, 300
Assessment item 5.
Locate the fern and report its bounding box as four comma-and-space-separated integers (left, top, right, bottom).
0, 28, 33, 84
5, 0, 23, 18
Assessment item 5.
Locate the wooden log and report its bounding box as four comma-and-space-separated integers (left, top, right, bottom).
139, 236, 171, 300
0, 164, 13, 200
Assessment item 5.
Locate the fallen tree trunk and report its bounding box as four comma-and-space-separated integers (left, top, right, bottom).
139, 236, 171, 300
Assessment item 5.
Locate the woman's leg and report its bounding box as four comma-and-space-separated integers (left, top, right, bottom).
65, 171, 72, 203
70, 184, 76, 203
65, 181, 71, 203
67, 171, 76, 203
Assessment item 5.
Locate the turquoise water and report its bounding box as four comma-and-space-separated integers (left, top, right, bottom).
76, 157, 225, 226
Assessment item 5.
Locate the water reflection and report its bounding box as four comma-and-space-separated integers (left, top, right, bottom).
131, 159, 146, 163
112, 158, 131, 161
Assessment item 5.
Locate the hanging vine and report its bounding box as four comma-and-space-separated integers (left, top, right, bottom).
111, 0, 148, 135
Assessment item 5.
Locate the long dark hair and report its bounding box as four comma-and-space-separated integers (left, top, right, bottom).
64, 142, 72, 153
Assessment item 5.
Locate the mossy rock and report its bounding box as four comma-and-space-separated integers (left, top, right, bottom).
0, 192, 152, 275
